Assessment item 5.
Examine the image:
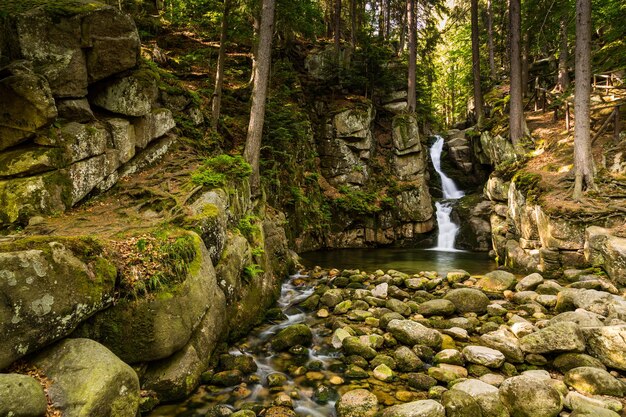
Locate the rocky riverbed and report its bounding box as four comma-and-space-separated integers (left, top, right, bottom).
152, 266, 626, 417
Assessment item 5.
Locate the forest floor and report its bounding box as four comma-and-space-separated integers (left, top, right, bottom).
520, 89, 626, 235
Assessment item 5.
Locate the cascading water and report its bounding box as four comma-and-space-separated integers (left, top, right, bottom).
430, 135, 464, 251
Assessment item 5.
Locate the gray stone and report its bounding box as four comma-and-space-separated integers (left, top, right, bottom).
417, 299, 456, 317
444, 288, 490, 314
463, 346, 506, 368
515, 273, 543, 292
392, 114, 421, 154
343, 336, 377, 360
565, 391, 623, 414
499, 375, 562, 417
92, 73, 158, 116
570, 406, 621, 417
585, 227, 626, 285
549, 309, 605, 328
394, 346, 424, 372
442, 389, 483, 417
0, 67, 57, 151
0, 374, 47, 417
107, 118, 136, 163
56, 99, 95, 122
0, 146, 64, 179
32, 338, 140, 417
387, 319, 442, 349
564, 366, 624, 396
134, 108, 176, 148
381, 399, 445, 417
476, 270, 516, 292
480, 328, 524, 364
0, 240, 116, 369
452, 379, 509, 417
68, 153, 116, 204
271, 324, 313, 351
519, 322, 586, 354
35, 121, 109, 164
553, 353, 606, 373
336, 389, 378, 417
582, 325, 626, 370
321, 289, 344, 307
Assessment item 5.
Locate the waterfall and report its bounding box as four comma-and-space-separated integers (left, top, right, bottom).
430, 135, 464, 251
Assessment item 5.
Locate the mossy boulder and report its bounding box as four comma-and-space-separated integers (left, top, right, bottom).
392, 113, 421, 154
336, 389, 378, 417
76, 233, 216, 364
0, 64, 57, 151
0, 237, 116, 369
0, 146, 65, 179
564, 367, 624, 396
31, 338, 140, 417
443, 288, 490, 314
476, 270, 516, 293
499, 375, 563, 417
0, 373, 47, 417
271, 324, 313, 351
92, 72, 158, 117
519, 322, 586, 354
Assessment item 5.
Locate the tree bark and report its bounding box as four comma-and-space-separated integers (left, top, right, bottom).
556, 8, 570, 92
573, 0, 595, 199
211, 0, 232, 128
385, 0, 391, 40
521, 32, 530, 96
407, 0, 416, 113
509, 0, 524, 146
398, 0, 407, 54
350, 0, 357, 48
487, 0, 496, 81
335, 0, 342, 57
244, 0, 275, 196
471, 0, 484, 124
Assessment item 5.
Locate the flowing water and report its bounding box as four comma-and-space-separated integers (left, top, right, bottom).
430, 135, 464, 251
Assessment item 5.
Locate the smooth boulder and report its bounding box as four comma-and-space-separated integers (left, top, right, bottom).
499, 375, 562, 417
0, 374, 47, 417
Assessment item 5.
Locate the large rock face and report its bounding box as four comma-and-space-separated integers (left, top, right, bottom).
32, 338, 140, 417
0, 238, 116, 369
0, 1, 178, 229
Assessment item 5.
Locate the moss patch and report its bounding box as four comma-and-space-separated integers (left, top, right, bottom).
0, 0, 104, 18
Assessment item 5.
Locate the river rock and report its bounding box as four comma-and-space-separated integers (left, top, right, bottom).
565, 391, 623, 414
480, 328, 524, 363
570, 406, 621, 417
476, 271, 516, 292
452, 379, 509, 417
553, 353, 606, 373
32, 338, 139, 417
462, 346, 505, 368
336, 389, 378, 417
519, 322, 585, 354
499, 375, 563, 417
343, 336, 377, 360
0, 239, 116, 369
373, 364, 394, 381
381, 399, 445, 417
515, 273, 543, 292
417, 299, 456, 317
387, 319, 442, 349
321, 289, 344, 307
0, 374, 47, 417
443, 390, 484, 417
564, 367, 624, 396
583, 325, 626, 370
219, 354, 258, 374
585, 226, 626, 285
271, 324, 313, 351
394, 346, 424, 371
444, 288, 490, 314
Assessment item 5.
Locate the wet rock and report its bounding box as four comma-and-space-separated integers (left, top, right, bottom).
334, 300, 353, 314
336, 389, 378, 417
231, 411, 256, 417
519, 322, 586, 354
499, 375, 563, 417
32, 338, 139, 417
313, 385, 339, 404
441, 389, 483, 417
583, 325, 626, 370
480, 328, 524, 363
372, 283, 388, 298
345, 365, 369, 379
565, 391, 623, 414
271, 324, 313, 351
407, 373, 437, 390
570, 407, 621, 417
386, 299, 412, 316
476, 271, 516, 293
0, 374, 47, 417
417, 299, 456, 317
264, 406, 297, 417
342, 337, 377, 360
553, 353, 606, 373
462, 346, 505, 368
381, 312, 405, 329
394, 346, 423, 371
321, 289, 344, 307
373, 364, 395, 381
387, 320, 442, 349
515, 273, 543, 292
267, 373, 287, 387
452, 379, 509, 417
564, 367, 624, 396
446, 270, 470, 284
371, 354, 397, 369
444, 288, 490, 314
428, 364, 468, 382
332, 328, 353, 349
381, 399, 445, 417
212, 370, 243, 387
434, 349, 464, 366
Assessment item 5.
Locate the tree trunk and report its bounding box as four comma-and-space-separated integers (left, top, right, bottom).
335, 0, 341, 57
211, 0, 232, 128
509, 0, 524, 146
398, 0, 407, 54
471, 0, 484, 124
573, 0, 595, 199
244, 0, 275, 196
487, 0, 496, 81
521, 32, 530, 96
407, 0, 416, 113
385, 0, 391, 40
378, 0, 384, 40
350, 0, 357, 48
556, 8, 570, 91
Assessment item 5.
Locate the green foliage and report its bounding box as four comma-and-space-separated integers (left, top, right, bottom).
0, 0, 101, 17
332, 186, 384, 215
512, 171, 543, 203
237, 215, 260, 240
191, 154, 252, 188
251, 246, 265, 258
243, 263, 264, 282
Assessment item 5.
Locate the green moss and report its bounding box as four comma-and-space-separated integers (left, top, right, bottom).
0, 235, 106, 260
191, 154, 252, 189
512, 171, 543, 203
0, 0, 103, 18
